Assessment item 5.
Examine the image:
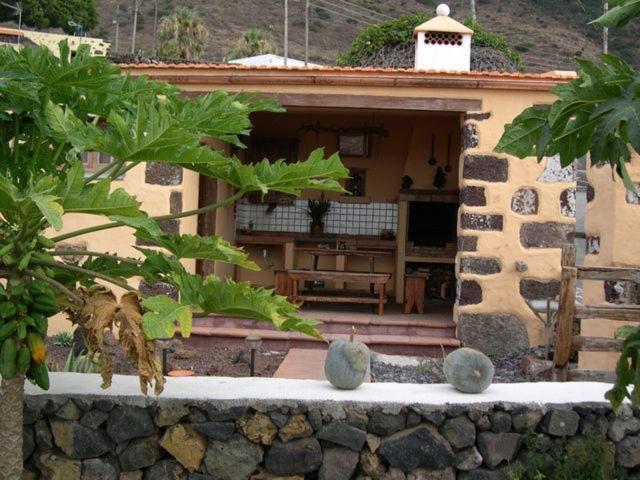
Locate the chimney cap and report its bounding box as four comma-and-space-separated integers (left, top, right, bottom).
413, 4, 474, 37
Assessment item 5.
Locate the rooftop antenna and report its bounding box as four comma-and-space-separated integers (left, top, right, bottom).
68, 21, 84, 37
1, 1, 22, 45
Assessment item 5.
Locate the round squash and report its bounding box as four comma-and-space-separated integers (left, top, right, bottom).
324, 328, 370, 390
443, 347, 494, 394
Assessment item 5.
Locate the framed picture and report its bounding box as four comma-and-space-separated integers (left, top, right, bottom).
338, 133, 369, 157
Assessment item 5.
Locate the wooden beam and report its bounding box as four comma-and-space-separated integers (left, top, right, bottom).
577, 266, 640, 282
576, 304, 640, 321
572, 335, 622, 352
262, 93, 482, 112
553, 244, 576, 371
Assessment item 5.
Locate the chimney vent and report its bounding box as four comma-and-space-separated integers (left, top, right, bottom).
413, 4, 473, 72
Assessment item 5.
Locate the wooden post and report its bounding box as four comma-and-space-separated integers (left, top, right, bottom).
553, 244, 577, 381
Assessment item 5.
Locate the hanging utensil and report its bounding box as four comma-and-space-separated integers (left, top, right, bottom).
428, 134, 437, 165
445, 133, 453, 173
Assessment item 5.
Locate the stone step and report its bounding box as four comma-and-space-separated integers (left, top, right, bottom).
185, 326, 460, 356
193, 315, 457, 339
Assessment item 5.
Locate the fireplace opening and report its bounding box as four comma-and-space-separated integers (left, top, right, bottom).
407, 201, 458, 247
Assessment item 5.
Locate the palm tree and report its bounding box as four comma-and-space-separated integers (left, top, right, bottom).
157, 7, 209, 60
225, 28, 276, 62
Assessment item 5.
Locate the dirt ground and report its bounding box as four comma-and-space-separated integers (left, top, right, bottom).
45, 336, 286, 378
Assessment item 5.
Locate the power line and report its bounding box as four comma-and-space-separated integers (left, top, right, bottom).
314, 0, 387, 22
323, 0, 395, 20
310, 1, 376, 25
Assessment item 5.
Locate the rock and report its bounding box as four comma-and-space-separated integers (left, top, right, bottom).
155, 404, 190, 427
460, 257, 501, 275
118, 435, 161, 471
143, 459, 186, 480
454, 447, 483, 471
540, 410, 580, 437
107, 406, 155, 444
35, 419, 53, 450
81, 409, 110, 430
360, 450, 386, 479
318, 447, 359, 480
461, 123, 479, 150
206, 406, 249, 422
458, 236, 478, 252
56, 401, 81, 421
520, 222, 574, 249
440, 416, 476, 449
264, 438, 322, 476
344, 407, 369, 430
34, 451, 82, 480
581, 414, 608, 437
382, 468, 407, 480
317, 422, 367, 451
489, 412, 512, 433
22, 468, 37, 480
512, 410, 543, 433
82, 458, 118, 480
406, 411, 422, 428
367, 433, 381, 452
145, 163, 183, 185
537, 155, 574, 183
477, 432, 522, 468
460, 186, 486, 207
120, 472, 143, 480
23, 425, 35, 460
560, 188, 576, 217
519, 279, 561, 301
511, 188, 539, 215
190, 474, 214, 480
608, 416, 640, 442
23, 404, 40, 425
617, 434, 640, 468
462, 155, 508, 182
250, 471, 303, 480
423, 411, 446, 426
457, 313, 529, 357
94, 399, 115, 412
160, 424, 206, 472
368, 411, 407, 436
237, 412, 278, 445
460, 214, 503, 232
458, 279, 483, 305
406, 468, 455, 480
268, 411, 289, 428
279, 414, 313, 442
379, 425, 454, 472
188, 408, 208, 424
458, 469, 510, 480
192, 421, 235, 441
50, 420, 113, 459
205, 434, 263, 480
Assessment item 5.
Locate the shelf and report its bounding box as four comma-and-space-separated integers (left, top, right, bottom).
404, 255, 455, 264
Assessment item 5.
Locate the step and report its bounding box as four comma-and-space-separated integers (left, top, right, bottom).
185, 326, 460, 356
193, 315, 457, 339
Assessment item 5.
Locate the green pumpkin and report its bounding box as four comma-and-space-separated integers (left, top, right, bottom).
444, 347, 494, 394
324, 329, 370, 390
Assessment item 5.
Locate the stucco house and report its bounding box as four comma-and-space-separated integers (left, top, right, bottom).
53, 6, 639, 368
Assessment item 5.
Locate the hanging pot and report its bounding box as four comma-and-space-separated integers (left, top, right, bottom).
445, 133, 453, 173
428, 134, 437, 165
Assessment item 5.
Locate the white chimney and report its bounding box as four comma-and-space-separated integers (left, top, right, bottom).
413, 4, 474, 72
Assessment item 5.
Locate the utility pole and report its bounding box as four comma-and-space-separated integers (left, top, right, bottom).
113, 4, 120, 53
1, 2, 22, 45
470, 0, 476, 22
131, 0, 143, 54
284, 0, 288, 66
304, 0, 309, 65
152, 0, 158, 56
603, 2, 609, 54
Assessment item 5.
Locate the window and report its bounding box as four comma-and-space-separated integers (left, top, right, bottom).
345, 168, 366, 197
80, 152, 113, 174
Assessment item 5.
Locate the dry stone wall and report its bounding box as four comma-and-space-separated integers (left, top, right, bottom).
20, 392, 640, 480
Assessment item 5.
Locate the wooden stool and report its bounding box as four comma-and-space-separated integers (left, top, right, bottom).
404, 274, 427, 314
274, 270, 293, 298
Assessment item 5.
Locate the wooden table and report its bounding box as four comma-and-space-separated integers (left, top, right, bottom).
296, 248, 392, 293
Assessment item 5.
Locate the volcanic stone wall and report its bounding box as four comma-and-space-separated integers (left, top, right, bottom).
21, 392, 640, 479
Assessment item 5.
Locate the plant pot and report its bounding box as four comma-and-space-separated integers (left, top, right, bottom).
310, 221, 324, 237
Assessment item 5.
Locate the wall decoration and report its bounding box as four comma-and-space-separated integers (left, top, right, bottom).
339, 133, 369, 157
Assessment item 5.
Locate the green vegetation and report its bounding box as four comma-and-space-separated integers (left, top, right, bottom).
157, 7, 210, 60
63, 349, 101, 374
225, 28, 277, 61
53, 331, 73, 348
0, 0, 98, 35
495, 0, 640, 409
336, 13, 521, 69
0, 42, 348, 478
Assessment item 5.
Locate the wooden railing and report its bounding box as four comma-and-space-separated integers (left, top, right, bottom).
552, 244, 640, 382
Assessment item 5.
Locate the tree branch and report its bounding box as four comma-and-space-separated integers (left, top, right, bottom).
51, 250, 142, 265
30, 258, 135, 292
24, 268, 83, 304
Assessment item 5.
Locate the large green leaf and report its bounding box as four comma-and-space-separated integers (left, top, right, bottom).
64, 179, 142, 217
135, 233, 259, 270
30, 193, 63, 231
592, 0, 640, 28
141, 295, 192, 339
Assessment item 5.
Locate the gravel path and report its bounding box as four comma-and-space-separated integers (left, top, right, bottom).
371, 347, 545, 384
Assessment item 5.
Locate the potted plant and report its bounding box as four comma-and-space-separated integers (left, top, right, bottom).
306, 198, 331, 236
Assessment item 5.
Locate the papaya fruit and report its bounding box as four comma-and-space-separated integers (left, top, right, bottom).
29, 362, 49, 390
16, 346, 30, 372
0, 338, 17, 379
26, 332, 46, 364
0, 320, 17, 342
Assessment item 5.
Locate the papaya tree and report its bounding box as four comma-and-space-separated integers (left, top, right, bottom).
495, 0, 640, 409
0, 42, 348, 479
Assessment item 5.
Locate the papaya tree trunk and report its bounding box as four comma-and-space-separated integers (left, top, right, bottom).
0, 375, 25, 480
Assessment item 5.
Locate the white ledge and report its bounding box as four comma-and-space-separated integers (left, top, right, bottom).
25, 373, 615, 407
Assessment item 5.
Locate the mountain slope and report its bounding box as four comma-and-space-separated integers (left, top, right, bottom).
91, 0, 639, 72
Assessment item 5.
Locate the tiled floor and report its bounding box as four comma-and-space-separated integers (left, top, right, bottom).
273, 348, 372, 382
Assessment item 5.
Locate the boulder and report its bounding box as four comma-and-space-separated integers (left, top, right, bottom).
512, 410, 543, 433
407, 468, 455, 480
120, 471, 143, 480
237, 412, 278, 445
34, 451, 81, 480
317, 422, 367, 451
382, 468, 407, 480
143, 459, 186, 480
457, 313, 529, 356
367, 433, 381, 452
35, 419, 53, 450
540, 410, 580, 437
608, 416, 640, 442
205, 406, 249, 422
205, 434, 263, 480
56, 401, 81, 421
440, 416, 476, 449
455, 447, 483, 471
160, 424, 206, 472
617, 434, 640, 468
458, 469, 510, 480
489, 412, 512, 433
360, 450, 386, 479
264, 438, 322, 476
81, 410, 110, 430
192, 421, 236, 441
118, 435, 161, 471
378, 425, 454, 472
477, 432, 522, 468
318, 447, 359, 480
82, 458, 119, 480
279, 414, 313, 443
268, 411, 289, 428
23, 426, 35, 460
368, 411, 407, 436
107, 406, 155, 444
155, 404, 190, 427
50, 420, 113, 459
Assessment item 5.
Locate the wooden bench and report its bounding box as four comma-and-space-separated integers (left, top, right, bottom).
287, 269, 392, 315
